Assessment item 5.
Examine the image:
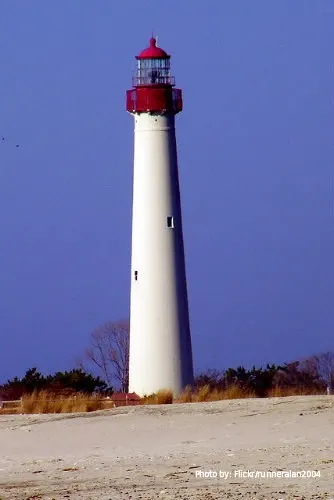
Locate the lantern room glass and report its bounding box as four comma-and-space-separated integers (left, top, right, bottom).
136, 58, 172, 86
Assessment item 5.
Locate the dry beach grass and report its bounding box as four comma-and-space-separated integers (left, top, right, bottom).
21, 390, 111, 414
0, 385, 326, 415
0, 391, 114, 415
0, 395, 333, 499
139, 384, 323, 405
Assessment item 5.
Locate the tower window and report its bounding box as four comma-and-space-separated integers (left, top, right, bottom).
167, 216, 174, 228
134, 271, 138, 281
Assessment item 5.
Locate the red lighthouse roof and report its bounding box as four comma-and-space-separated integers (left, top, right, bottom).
136, 37, 170, 60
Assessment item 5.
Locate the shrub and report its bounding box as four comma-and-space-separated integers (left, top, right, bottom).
176, 385, 193, 403
141, 389, 174, 405
190, 384, 255, 402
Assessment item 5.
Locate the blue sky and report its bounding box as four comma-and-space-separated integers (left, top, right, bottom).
0, 1, 333, 382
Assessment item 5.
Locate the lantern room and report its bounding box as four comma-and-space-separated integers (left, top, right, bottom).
134, 37, 174, 87
126, 37, 182, 115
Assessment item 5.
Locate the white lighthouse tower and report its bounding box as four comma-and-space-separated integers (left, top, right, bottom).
127, 37, 194, 396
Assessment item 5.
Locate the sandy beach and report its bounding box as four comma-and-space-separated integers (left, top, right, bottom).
0, 395, 333, 499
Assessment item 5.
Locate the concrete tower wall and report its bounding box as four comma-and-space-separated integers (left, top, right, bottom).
128, 113, 194, 396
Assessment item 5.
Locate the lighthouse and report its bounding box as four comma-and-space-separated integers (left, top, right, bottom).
126, 37, 194, 396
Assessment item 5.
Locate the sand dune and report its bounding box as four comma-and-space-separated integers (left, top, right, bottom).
0, 395, 333, 499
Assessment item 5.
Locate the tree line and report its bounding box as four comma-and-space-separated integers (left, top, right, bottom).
0, 367, 108, 401
0, 320, 333, 399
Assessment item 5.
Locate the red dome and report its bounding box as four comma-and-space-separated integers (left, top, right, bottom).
136, 37, 170, 60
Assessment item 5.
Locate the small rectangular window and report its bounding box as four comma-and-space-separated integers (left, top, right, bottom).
134, 271, 138, 281
167, 216, 174, 228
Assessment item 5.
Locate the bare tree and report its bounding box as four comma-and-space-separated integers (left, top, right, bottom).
312, 351, 334, 394
272, 359, 323, 390
84, 320, 129, 392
